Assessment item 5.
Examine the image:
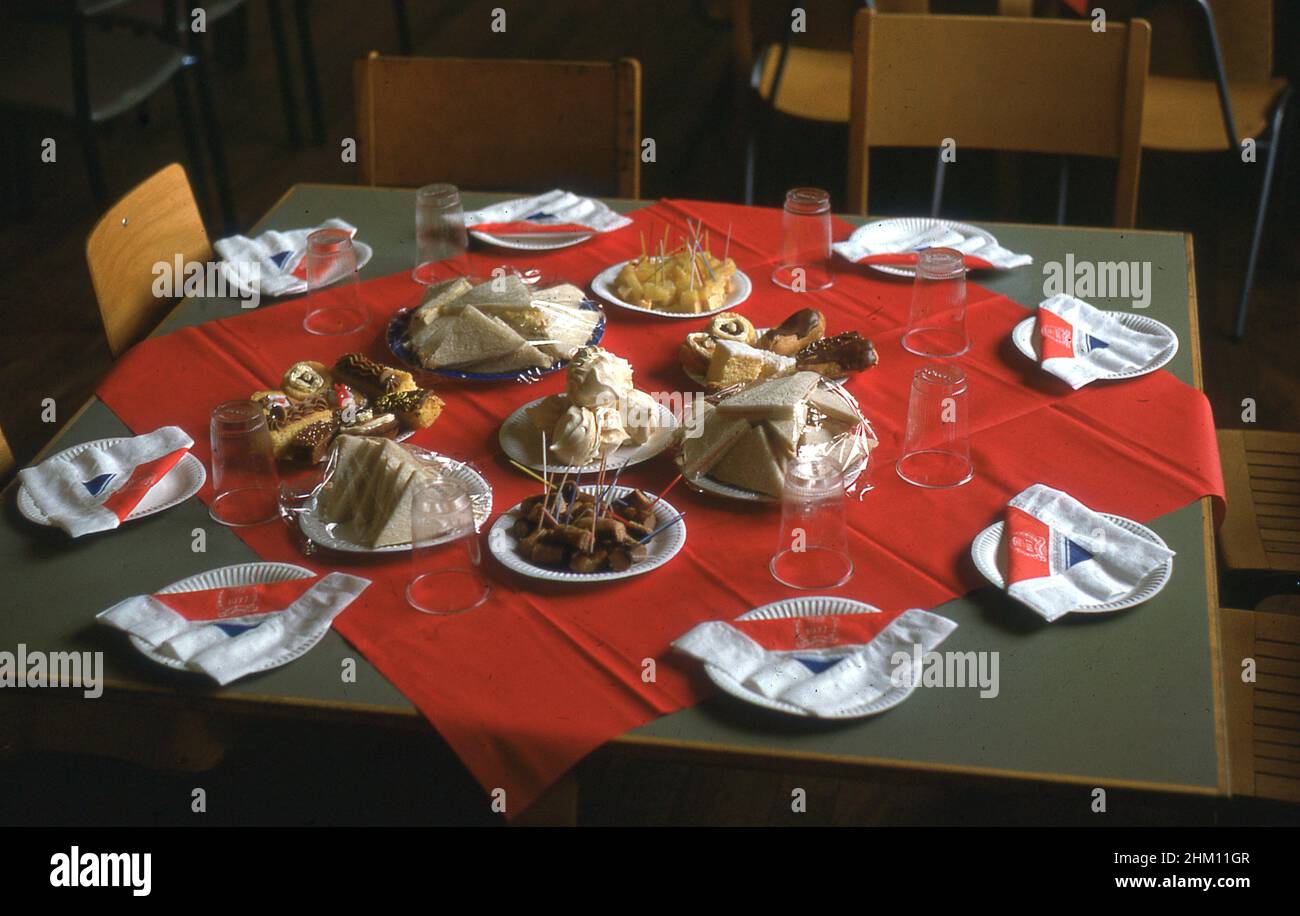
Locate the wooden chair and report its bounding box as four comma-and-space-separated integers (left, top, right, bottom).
86, 163, 211, 358
0, 420, 13, 484
1216, 429, 1300, 574
847, 10, 1150, 227
1220, 607, 1300, 803
353, 54, 642, 199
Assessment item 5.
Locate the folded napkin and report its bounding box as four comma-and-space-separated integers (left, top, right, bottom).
465, 189, 633, 236
833, 222, 1032, 270
214, 218, 364, 298
1034, 294, 1173, 389
1003, 484, 1175, 621
673, 608, 957, 716
98, 572, 370, 685
19, 427, 193, 537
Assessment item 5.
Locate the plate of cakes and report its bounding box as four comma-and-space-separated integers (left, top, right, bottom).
389, 275, 605, 382
591, 226, 750, 319
679, 308, 879, 391
499, 346, 678, 475
489, 484, 686, 582
678, 372, 877, 503
250, 353, 445, 465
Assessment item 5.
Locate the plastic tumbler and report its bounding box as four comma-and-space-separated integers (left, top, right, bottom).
209, 400, 280, 526
902, 247, 969, 357
896, 363, 973, 489
769, 457, 853, 589
302, 228, 369, 335
413, 183, 468, 285
407, 478, 490, 615
771, 187, 834, 292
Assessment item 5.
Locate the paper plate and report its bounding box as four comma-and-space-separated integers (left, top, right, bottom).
17, 438, 206, 528
703, 597, 921, 719
499, 396, 678, 475
469, 229, 592, 251
970, 513, 1174, 615
841, 218, 999, 278
591, 259, 752, 319
128, 562, 317, 673
1011, 313, 1179, 381
386, 299, 606, 384
488, 485, 686, 583
297, 450, 493, 554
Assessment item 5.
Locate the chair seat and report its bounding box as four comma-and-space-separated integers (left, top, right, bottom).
1143, 74, 1289, 152
0, 21, 186, 123
757, 44, 852, 123
1217, 429, 1300, 573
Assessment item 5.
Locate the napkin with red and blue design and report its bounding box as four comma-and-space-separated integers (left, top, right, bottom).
1034, 295, 1173, 389
464, 189, 633, 236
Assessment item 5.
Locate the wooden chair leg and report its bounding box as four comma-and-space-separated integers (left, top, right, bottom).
266, 0, 303, 149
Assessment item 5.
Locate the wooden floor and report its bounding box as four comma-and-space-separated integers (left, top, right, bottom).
1, 0, 1297, 825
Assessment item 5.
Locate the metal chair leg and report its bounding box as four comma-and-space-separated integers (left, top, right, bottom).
1234, 89, 1290, 340
266, 0, 302, 148
392, 0, 413, 55
187, 56, 237, 231
79, 121, 107, 208
743, 124, 757, 206
294, 0, 326, 146
172, 69, 210, 213
930, 148, 946, 218
1056, 155, 1070, 225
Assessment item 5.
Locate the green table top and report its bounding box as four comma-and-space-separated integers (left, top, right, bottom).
1, 185, 1222, 796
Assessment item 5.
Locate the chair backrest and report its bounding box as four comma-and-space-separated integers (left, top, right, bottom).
847, 10, 1150, 227
0, 420, 13, 483
86, 163, 211, 357
1216, 428, 1300, 572
354, 54, 642, 199
1137, 0, 1273, 83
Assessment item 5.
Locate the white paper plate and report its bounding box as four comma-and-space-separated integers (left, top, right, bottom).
1011, 313, 1179, 381
469, 229, 593, 251
297, 450, 493, 554
703, 597, 920, 719
488, 485, 686, 583
17, 438, 206, 528
841, 218, 998, 278
129, 562, 317, 673
591, 259, 752, 319
499, 396, 679, 475
970, 513, 1173, 615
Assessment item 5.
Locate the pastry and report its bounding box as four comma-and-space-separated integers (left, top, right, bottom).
333, 352, 416, 399
371, 388, 444, 430
796, 332, 879, 377
679, 332, 715, 379
285, 418, 339, 465
338, 412, 399, 438
705, 339, 796, 389
707, 312, 757, 346
282, 361, 331, 401
263, 395, 335, 458
758, 308, 826, 355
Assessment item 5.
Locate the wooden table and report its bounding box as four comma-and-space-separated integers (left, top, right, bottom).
0, 185, 1223, 823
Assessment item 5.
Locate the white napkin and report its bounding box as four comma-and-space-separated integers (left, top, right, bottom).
1003, 484, 1175, 621
18, 427, 194, 537
214, 218, 367, 298
673, 609, 957, 716
833, 221, 1032, 270
1034, 294, 1174, 389
98, 572, 370, 685
464, 189, 632, 235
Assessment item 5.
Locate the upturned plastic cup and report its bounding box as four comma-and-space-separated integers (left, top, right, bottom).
406, 478, 490, 615
769, 457, 853, 589
771, 187, 834, 292
302, 228, 369, 335
209, 400, 280, 526
896, 363, 974, 489
413, 183, 468, 285
901, 247, 969, 357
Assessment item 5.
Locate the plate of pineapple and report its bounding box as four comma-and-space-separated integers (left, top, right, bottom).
591, 225, 751, 318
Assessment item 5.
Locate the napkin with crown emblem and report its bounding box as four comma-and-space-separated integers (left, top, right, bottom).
1033, 294, 1175, 389
214, 218, 369, 298
464, 189, 633, 236
1002, 484, 1175, 621
673, 608, 957, 716
98, 572, 370, 685
18, 426, 193, 537
833, 222, 1032, 270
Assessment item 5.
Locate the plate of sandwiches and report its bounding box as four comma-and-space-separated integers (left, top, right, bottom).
679, 372, 876, 503
489, 484, 686, 582
297, 435, 493, 554
389, 276, 605, 382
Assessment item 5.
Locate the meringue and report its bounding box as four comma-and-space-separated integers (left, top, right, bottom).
550, 405, 599, 466
620, 389, 662, 446
567, 346, 634, 408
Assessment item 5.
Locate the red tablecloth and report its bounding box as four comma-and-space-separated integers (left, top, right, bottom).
97, 199, 1223, 816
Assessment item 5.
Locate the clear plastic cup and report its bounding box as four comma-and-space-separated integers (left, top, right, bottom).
771, 187, 834, 292
896, 363, 974, 489
302, 228, 369, 335
209, 400, 280, 526
769, 457, 853, 589
413, 183, 468, 285
902, 247, 969, 358
406, 478, 490, 615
